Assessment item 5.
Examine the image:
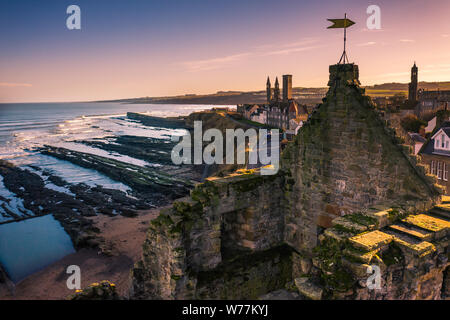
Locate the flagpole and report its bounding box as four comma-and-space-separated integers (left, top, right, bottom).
328, 14, 354, 64
344, 13, 347, 63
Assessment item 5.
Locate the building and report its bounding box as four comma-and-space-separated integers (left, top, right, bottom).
408, 62, 418, 102
416, 89, 450, 117
408, 132, 426, 155
425, 116, 437, 134
249, 106, 267, 124
237, 75, 309, 132
266, 77, 272, 102
419, 121, 450, 194
265, 75, 306, 130
282, 75, 292, 101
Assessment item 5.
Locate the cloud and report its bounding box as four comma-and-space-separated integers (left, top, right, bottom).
280, 38, 319, 48
442, 34, 450, 38
181, 53, 251, 72
181, 39, 322, 71
376, 71, 410, 78
400, 39, 415, 43
357, 41, 376, 47
264, 45, 321, 56
0, 82, 32, 87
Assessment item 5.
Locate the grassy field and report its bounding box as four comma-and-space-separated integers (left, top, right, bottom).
365, 89, 408, 98
364, 81, 450, 98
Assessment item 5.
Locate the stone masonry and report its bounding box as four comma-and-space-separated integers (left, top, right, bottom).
130, 64, 449, 300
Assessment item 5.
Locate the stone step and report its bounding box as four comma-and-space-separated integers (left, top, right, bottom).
363, 209, 390, 229
348, 230, 393, 252
383, 229, 436, 257
323, 227, 353, 242
387, 223, 433, 241
332, 217, 368, 233
441, 196, 450, 204
430, 205, 450, 221
294, 277, 323, 301
343, 247, 379, 264
402, 214, 450, 238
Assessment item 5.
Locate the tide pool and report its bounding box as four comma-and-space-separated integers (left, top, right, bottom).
0, 215, 75, 283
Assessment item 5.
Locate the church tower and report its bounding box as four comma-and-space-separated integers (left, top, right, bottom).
266, 77, 272, 103
283, 74, 293, 102
274, 77, 280, 102
408, 62, 418, 102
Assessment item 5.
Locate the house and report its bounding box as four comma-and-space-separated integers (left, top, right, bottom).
419, 121, 450, 194
408, 132, 426, 155
250, 108, 267, 124
244, 104, 261, 120
425, 116, 437, 134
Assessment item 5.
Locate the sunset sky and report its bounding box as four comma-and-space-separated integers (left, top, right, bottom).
1, 0, 450, 103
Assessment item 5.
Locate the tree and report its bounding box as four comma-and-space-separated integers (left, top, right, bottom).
400, 115, 426, 133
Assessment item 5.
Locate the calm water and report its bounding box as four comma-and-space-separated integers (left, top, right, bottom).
0, 102, 233, 282
0, 215, 75, 283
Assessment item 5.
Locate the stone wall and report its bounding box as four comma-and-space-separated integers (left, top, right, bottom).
131, 170, 287, 299
131, 64, 448, 300
281, 64, 441, 256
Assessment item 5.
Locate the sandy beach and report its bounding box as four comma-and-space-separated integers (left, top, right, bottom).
0, 207, 164, 300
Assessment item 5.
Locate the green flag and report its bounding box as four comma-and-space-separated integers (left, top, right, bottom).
327, 18, 355, 29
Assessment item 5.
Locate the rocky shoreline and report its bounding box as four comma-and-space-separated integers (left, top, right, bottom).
0, 111, 248, 292
39, 146, 195, 199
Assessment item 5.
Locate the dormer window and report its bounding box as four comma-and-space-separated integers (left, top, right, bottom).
431, 128, 450, 151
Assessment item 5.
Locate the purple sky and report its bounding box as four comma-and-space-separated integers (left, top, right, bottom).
1, 0, 449, 102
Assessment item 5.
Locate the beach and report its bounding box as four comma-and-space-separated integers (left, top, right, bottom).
0, 102, 232, 297
0, 207, 164, 299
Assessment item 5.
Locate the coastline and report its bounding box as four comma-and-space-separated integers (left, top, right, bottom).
0, 109, 254, 300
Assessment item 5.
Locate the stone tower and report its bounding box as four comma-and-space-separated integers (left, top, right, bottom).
409, 62, 418, 102
274, 77, 280, 102
266, 77, 272, 103
283, 74, 293, 102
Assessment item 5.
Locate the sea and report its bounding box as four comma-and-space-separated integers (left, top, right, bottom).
0, 102, 232, 283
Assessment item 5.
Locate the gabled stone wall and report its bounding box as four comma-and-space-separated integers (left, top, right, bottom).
281, 64, 441, 256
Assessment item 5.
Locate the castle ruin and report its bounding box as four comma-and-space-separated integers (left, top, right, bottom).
130, 63, 449, 300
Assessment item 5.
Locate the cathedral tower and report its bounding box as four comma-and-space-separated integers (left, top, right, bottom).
266, 77, 272, 103
274, 77, 280, 102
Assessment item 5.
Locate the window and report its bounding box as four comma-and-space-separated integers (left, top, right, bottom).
442, 135, 446, 148
438, 162, 443, 179
436, 139, 440, 148
431, 160, 436, 175
445, 163, 449, 181
447, 141, 449, 149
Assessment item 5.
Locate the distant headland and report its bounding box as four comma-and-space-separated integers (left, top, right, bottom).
96, 81, 450, 106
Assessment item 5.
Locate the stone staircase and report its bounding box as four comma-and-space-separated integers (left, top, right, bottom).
343, 206, 449, 263
312, 198, 450, 299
